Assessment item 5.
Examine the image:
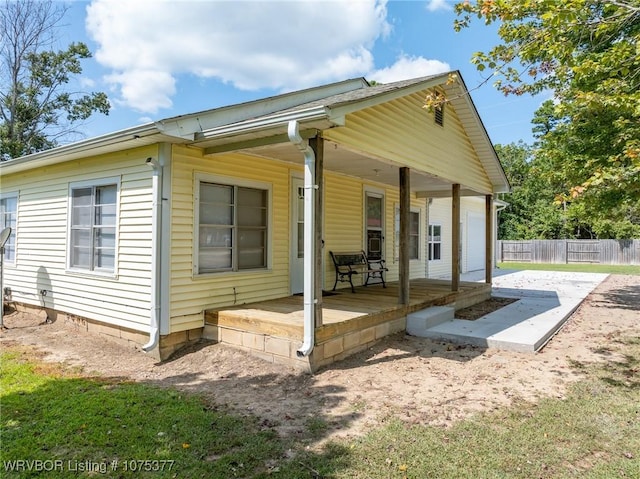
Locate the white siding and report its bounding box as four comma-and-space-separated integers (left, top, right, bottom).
427, 196, 487, 278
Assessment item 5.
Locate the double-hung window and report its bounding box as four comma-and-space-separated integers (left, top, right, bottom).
428, 224, 442, 261
0, 193, 17, 264
68, 179, 118, 274
197, 177, 269, 274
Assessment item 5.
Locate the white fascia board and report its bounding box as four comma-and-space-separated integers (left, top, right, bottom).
446, 76, 510, 194
156, 77, 367, 139
0, 123, 163, 175
194, 105, 335, 142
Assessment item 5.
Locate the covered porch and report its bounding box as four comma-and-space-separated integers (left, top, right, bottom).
203, 278, 491, 371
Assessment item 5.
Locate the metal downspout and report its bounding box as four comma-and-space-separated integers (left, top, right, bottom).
143, 157, 162, 352
287, 120, 316, 357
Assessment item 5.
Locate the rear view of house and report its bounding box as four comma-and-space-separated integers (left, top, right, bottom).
0, 72, 509, 371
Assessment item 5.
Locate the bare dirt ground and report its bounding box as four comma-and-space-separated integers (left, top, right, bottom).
1, 274, 638, 446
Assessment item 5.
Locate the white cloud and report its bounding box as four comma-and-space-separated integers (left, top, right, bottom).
369, 54, 450, 84
79, 77, 96, 88
426, 0, 452, 12
85, 0, 391, 113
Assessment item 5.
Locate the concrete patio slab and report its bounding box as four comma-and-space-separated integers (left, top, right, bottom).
418, 269, 608, 353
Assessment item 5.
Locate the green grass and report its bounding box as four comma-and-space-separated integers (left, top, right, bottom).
2, 335, 639, 478
280, 335, 640, 478
0, 347, 284, 478
498, 262, 640, 275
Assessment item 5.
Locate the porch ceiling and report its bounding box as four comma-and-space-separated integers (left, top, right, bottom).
229, 139, 458, 195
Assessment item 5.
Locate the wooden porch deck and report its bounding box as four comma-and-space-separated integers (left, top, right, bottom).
204, 278, 491, 344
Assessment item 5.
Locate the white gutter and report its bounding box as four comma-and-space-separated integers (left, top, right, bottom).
142, 156, 163, 352
287, 120, 316, 357
196, 106, 334, 141
0, 123, 162, 175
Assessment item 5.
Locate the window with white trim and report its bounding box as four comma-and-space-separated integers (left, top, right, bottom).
428, 224, 442, 261
197, 178, 269, 274
0, 193, 17, 264
68, 180, 118, 273
394, 207, 420, 261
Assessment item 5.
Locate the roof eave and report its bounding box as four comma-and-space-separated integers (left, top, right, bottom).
0, 123, 171, 175
194, 105, 338, 146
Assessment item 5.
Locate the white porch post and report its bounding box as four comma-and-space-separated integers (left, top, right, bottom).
485, 194, 493, 285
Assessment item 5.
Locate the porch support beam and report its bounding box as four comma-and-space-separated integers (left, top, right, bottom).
416, 188, 479, 199
451, 183, 460, 292
399, 167, 410, 305
310, 136, 324, 328
485, 194, 493, 285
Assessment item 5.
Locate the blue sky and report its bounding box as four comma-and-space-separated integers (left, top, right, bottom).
60, 0, 544, 146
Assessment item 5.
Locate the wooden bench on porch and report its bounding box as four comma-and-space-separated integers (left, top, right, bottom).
329, 250, 388, 293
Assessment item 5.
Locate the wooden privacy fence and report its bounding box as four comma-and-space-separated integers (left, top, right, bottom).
498, 239, 640, 265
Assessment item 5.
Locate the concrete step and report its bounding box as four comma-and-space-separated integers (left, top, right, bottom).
406, 306, 455, 336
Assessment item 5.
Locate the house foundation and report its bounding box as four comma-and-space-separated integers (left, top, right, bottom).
204, 279, 491, 372
5, 302, 202, 361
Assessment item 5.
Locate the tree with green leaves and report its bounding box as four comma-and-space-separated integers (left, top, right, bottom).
455, 0, 640, 238
495, 142, 573, 240
0, 0, 110, 160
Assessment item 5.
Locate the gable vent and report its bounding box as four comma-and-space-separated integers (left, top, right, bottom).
434, 104, 444, 126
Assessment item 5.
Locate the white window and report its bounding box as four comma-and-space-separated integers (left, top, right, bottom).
196, 176, 269, 274
68, 179, 118, 274
0, 193, 17, 264
428, 224, 442, 261
394, 207, 421, 261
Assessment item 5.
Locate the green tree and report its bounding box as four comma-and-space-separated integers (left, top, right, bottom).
0, 0, 109, 160
495, 142, 569, 240
455, 0, 640, 236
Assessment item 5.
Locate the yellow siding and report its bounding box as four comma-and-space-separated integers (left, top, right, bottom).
168, 149, 432, 329
1, 145, 157, 332
323, 90, 493, 194
169, 145, 291, 332
323, 173, 427, 291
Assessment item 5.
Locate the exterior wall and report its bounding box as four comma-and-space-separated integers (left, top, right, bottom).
323, 173, 427, 291
169, 145, 292, 333
168, 146, 429, 335
323, 89, 493, 194
427, 196, 487, 278
1, 145, 157, 333
462, 197, 487, 273
426, 198, 452, 278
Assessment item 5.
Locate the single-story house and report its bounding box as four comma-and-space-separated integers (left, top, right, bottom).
0, 72, 509, 371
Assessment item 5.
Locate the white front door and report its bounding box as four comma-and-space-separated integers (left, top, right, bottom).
290, 177, 305, 294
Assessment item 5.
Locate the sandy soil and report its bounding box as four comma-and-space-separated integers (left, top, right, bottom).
1, 274, 638, 445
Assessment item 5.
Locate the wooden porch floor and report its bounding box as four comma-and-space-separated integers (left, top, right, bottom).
204, 278, 491, 343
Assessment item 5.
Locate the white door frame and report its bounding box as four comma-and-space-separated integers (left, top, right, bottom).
363, 187, 385, 260
290, 175, 305, 294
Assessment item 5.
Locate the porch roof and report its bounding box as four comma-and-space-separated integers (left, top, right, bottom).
1, 72, 509, 195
